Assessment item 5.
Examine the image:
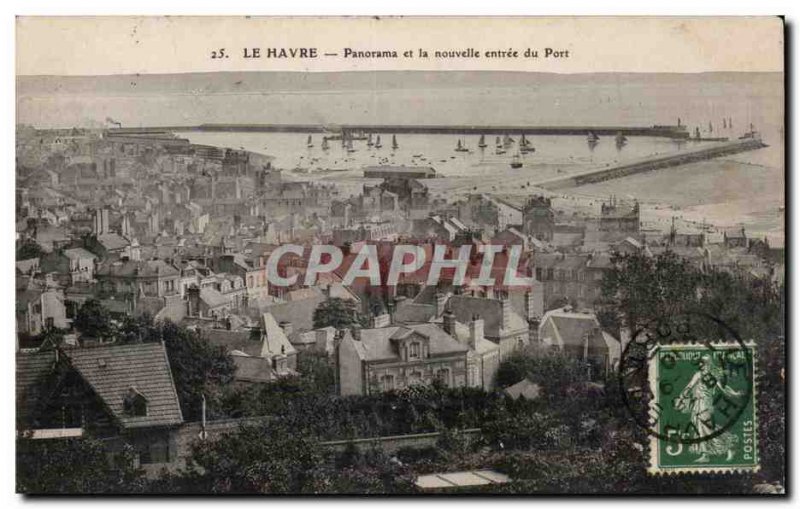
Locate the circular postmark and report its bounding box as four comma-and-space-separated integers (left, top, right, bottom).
618, 312, 755, 447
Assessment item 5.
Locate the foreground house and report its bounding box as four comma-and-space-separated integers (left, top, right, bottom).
337, 322, 472, 396
537, 307, 622, 377
16, 342, 184, 475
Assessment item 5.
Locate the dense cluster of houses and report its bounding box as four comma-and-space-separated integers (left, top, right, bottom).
15, 127, 784, 474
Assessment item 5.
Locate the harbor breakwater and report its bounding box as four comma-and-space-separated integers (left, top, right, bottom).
535, 137, 769, 190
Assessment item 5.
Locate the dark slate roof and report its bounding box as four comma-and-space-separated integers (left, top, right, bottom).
97, 259, 180, 278
448, 295, 527, 337
96, 233, 130, 251
353, 323, 468, 362
16, 350, 58, 427
394, 302, 437, 324
230, 355, 275, 383
16, 289, 42, 312
66, 342, 183, 428
201, 329, 261, 357
504, 379, 542, 400
260, 294, 325, 333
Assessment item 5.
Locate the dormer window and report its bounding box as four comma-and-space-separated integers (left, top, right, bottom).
123, 387, 148, 417
409, 342, 421, 359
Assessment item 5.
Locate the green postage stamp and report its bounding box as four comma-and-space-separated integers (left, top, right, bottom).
648, 342, 758, 475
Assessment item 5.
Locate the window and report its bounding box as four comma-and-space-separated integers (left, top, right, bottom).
123, 388, 148, 417
409, 342, 421, 359
140, 440, 169, 464
435, 368, 451, 387
408, 371, 423, 385
380, 374, 395, 392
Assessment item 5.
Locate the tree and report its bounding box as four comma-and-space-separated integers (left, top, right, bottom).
16, 437, 144, 494
16, 240, 43, 261
73, 299, 115, 340
495, 349, 591, 397
312, 297, 367, 330
596, 251, 785, 488
187, 421, 328, 493
296, 350, 335, 394
596, 251, 699, 332
158, 320, 235, 421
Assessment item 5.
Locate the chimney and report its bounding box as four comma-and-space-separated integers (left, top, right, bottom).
187, 286, 200, 317
279, 321, 294, 338
529, 316, 541, 344
372, 312, 390, 329
315, 328, 331, 354
469, 314, 484, 350
443, 308, 456, 336
435, 291, 446, 317
387, 300, 395, 324
500, 291, 512, 330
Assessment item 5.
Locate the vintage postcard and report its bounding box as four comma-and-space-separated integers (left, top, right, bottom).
14, 16, 785, 495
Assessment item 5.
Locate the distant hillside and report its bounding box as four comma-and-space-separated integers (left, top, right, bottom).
17, 70, 782, 97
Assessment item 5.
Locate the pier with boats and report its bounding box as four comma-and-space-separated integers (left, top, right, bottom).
122, 122, 693, 139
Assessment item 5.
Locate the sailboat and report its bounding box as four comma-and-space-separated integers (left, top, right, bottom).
455, 139, 469, 152
615, 131, 628, 147
478, 134, 487, 148
519, 134, 535, 154
494, 136, 505, 154
367, 133, 374, 147
503, 134, 513, 148
347, 139, 357, 153
392, 135, 399, 150
510, 152, 523, 169
307, 135, 314, 148
587, 131, 599, 144
321, 137, 330, 151
375, 135, 382, 148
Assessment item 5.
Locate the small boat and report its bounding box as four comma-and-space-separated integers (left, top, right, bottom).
367, 133, 374, 147
455, 139, 469, 152
615, 132, 628, 147
478, 134, 487, 148
306, 135, 314, 148
375, 135, 382, 148
392, 135, 399, 150
519, 134, 535, 153
346, 139, 357, 153
321, 138, 330, 151
587, 131, 600, 143
503, 134, 513, 147
510, 152, 523, 169
495, 146, 506, 155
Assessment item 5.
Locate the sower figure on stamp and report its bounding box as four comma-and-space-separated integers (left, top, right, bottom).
674, 355, 743, 463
